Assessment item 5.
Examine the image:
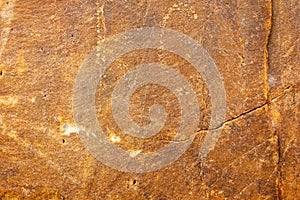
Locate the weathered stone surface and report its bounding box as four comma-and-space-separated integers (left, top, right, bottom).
0, 0, 298, 199
269, 86, 300, 199
268, 0, 300, 199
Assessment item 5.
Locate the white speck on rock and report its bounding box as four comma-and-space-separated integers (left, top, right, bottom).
109, 135, 121, 143
62, 124, 81, 136
129, 150, 142, 158
268, 74, 276, 86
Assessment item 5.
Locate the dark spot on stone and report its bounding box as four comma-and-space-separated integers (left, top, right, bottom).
144, 192, 149, 198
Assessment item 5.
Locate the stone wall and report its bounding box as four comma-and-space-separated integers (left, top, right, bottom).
0, 0, 299, 199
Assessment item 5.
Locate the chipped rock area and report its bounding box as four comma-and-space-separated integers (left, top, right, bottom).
0, 0, 298, 199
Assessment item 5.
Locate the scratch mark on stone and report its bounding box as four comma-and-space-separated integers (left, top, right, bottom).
211, 138, 272, 187
224, 139, 270, 170
282, 37, 300, 57
261, 166, 278, 193
282, 138, 297, 158
6, 132, 80, 185
0, 0, 14, 59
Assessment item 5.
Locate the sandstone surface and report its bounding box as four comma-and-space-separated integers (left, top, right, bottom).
0, 0, 299, 199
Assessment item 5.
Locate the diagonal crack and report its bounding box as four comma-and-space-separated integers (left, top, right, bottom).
163, 86, 295, 145
197, 85, 293, 133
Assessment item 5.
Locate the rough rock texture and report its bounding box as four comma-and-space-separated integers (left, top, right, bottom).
268, 0, 300, 199
0, 0, 298, 199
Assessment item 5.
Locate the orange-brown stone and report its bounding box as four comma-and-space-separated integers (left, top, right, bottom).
0, 0, 298, 199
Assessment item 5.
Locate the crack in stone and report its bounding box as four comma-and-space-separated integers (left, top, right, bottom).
161, 86, 294, 144
264, 0, 273, 101
276, 129, 283, 200
196, 85, 294, 134
266, 0, 283, 199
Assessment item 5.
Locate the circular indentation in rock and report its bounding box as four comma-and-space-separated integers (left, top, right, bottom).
73, 27, 226, 173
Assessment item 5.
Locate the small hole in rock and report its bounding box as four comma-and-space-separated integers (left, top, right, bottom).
0, 70, 3, 76
133, 180, 137, 185
62, 139, 65, 143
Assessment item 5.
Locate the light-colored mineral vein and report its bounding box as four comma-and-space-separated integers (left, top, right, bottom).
0, 0, 14, 59
5, 131, 80, 185
210, 138, 272, 188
